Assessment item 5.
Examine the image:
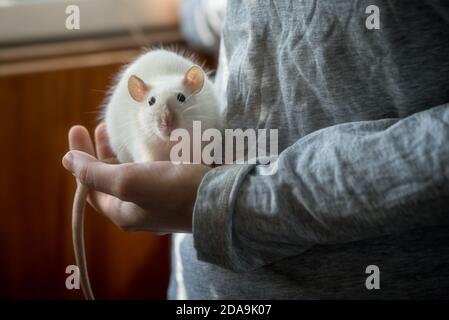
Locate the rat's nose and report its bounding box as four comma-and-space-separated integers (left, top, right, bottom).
160, 110, 173, 131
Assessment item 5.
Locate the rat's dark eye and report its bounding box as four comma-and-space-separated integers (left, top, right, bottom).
148, 96, 156, 106
176, 93, 186, 103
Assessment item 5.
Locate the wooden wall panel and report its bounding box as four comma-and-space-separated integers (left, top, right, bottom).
0, 56, 172, 299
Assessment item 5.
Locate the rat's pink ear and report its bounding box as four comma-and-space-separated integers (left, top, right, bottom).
128, 75, 149, 102
183, 65, 205, 95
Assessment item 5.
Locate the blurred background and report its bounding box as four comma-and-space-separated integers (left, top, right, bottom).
0, 0, 222, 299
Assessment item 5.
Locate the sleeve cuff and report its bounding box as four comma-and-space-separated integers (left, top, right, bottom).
192, 163, 255, 271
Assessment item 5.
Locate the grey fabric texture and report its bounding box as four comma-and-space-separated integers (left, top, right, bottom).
179, 0, 226, 53
169, 0, 449, 299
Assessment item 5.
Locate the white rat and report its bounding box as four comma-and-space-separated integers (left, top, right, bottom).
72, 49, 221, 300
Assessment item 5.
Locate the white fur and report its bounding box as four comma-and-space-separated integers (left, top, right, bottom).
104, 49, 221, 163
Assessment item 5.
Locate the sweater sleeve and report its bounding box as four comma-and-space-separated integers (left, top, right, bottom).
193, 103, 449, 272
179, 0, 226, 54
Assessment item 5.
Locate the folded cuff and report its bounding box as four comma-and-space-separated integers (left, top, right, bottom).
192, 164, 255, 272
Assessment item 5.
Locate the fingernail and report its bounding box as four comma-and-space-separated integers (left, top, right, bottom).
63, 152, 74, 170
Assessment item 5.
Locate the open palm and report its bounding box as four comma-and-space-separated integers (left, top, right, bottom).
62, 124, 211, 234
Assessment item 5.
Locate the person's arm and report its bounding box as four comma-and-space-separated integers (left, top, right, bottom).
193, 103, 449, 272
179, 0, 226, 53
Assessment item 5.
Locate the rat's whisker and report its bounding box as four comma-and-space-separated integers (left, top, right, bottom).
182, 103, 203, 113
91, 89, 108, 93
190, 115, 217, 121
84, 111, 101, 115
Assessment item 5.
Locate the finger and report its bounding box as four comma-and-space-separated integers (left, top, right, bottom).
94, 122, 115, 160
87, 193, 146, 232
62, 150, 136, 200
85, 180, 122, 216
86, 189, 108, 213
68, 125, 95, 156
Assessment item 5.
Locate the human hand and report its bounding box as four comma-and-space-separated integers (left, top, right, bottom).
62, 124, 211, 234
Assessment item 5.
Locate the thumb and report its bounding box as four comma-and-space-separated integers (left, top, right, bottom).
62, 150, 119, 195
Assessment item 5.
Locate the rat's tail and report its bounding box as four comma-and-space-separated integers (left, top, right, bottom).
72, 183, 95, 300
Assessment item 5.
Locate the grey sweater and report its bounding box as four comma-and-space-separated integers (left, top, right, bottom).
169, 0, 449, 299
